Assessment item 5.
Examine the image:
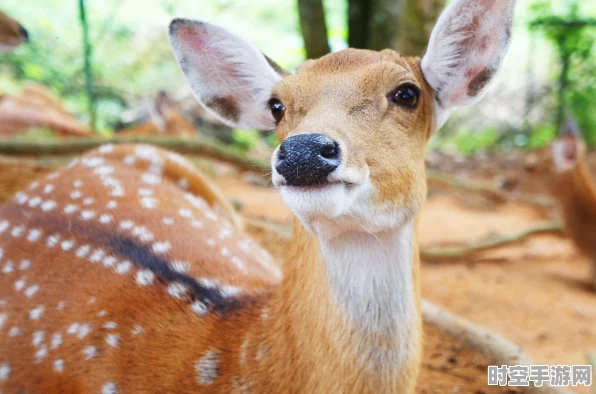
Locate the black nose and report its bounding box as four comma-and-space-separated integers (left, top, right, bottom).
18, 25, 29, 42
276, 133, 341, 187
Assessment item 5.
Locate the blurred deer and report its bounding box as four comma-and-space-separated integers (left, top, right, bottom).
0, 10, 28, 52
0, 0, 515, 392
0, 82, 92, 137
526, 118, 596, 290
117, 91, 197, 138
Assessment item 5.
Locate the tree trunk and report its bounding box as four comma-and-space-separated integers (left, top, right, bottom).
347, 0, 444, 54
397, 0, 444, 56
297, 0, 331, 59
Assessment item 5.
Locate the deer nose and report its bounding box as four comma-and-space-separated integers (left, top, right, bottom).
18, 25, 29, 42
275, 133, 341, 187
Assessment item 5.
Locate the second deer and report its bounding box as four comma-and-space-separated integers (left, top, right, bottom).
0, 0, 515, 392
526, 119, 596, 290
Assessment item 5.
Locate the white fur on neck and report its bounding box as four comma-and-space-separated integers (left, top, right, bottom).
319, 222, 418, 367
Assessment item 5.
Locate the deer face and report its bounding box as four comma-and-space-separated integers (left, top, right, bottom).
0, 10, 28, 52
169, 0, 515, 239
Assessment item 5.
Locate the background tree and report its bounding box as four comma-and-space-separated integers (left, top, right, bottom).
297, 0, 331, 59
347, 0, 444, 55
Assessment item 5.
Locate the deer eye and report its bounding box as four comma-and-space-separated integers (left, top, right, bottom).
268, 98, 286, 123
390, 84, 420, 109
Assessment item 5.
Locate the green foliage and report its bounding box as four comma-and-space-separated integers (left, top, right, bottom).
232, 129, 261, 151
529, 0, 596, 146
526, 124, 558, 150
453, 128, 500, 157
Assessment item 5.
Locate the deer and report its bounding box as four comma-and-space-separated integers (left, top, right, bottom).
0, 0, 515, 392
0, 10, 28, 52
117, 91, 197, 138
526, 118, 596, 291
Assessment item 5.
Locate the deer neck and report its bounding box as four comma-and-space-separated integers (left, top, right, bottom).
262, 219, 421, 392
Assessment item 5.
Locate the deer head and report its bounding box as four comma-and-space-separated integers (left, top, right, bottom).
169, 0, 515, 241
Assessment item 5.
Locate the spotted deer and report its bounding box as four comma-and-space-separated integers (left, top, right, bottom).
526, 119, 596, 290
0, 9, 28, 52
0, 0, 515, 392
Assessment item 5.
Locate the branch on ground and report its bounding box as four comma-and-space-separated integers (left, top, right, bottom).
421, 222, 563, 262
427, 170, 555, 209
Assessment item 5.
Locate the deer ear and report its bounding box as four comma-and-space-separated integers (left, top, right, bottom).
421, 0, 515, 115
552, 118, 583, 172
552, 134, 581, 172
168, 18, 288, 130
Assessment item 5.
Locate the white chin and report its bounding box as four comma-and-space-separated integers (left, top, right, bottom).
280, 183, 360, 239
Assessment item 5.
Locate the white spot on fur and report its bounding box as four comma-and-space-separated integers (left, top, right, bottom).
29, 181, 39, 190
179, 208, 193, 218
0, 363, 11, 381
178, 178, 190, 190
106, 333, 120, 347
70, 190, 82, 200
51, 333, 63, 349
82, 197, 95, 206
142, 173, 161, 185
41, 200, 57, 211
0, 220, 9, 233
102, 382, 118, 394
106, 200, 118, 210
8, 327, 21, 337
32, 330, 45, 346
221, 285, 242, 298
81, 210, 96, 220
67, 323, 80, 335
191, 220, 203, 228
27, 228, 42, 242
0, 313, 7, 329
89, 249, 105, 263
205, 211, 218, 222
14, 277, 25, 291
102, 321, 117, 330
123, 155, 136, 166
102, 256, 117, 268
88, 297, 96, 304
115, 261, 132, 275
97, 310, 107, 317
35, 344, 48, 363
76, 324, 92, 339
28, 196, 42, 208
24, 284, 39, 298
43, 184, 54, 194
141, 197, 158, 209
3, 261, 14, 274
46, 234, 61, 247
163, 217, 174, 225
18, 260, 31, 271
61, 240, 75, 251
167, 282, 187, 299
192, 301, 208, 316
14, 192, 28, 205
120, 220, 134, 230
83, 345, 98, 360
64, 204, 79, 214
152, 241, 171, 254
57, 301, 66, 310
99, 144, 115, 154
53, 359, 64, 373
76, 245, 91, 258
136, 270, 155, 286
73, 180, 83, 188
132, 325, 143, 335
195, 350, 221, 385
171, 261, 190, 273
230, 257, 245, 272
11, 226, 25, 238
99, 214, 113, 224
132, 226, 154, 243
81, 156, 104, 168
220, 247, 229, 257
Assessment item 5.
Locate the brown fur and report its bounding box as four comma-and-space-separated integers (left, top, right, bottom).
528, 140, 596, 289
0, 10, 27, 51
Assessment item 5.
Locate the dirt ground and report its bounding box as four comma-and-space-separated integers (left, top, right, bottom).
214, 160, 596, 394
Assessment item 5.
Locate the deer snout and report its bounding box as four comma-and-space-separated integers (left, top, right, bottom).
18, 24, 29, 42
275, 133, 341, 187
